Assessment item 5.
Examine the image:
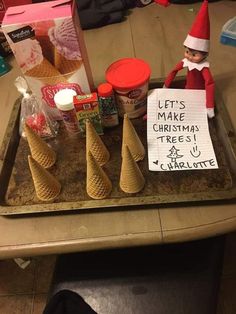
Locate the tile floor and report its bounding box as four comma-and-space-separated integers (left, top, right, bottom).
0, 254, 56, 313
0, 233, 235, 314
217, 232, 236, 314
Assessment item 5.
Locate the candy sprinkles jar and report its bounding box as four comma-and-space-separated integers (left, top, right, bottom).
105, 58, 151, 119
97, 82, 119, 128
54, 89, 80, 135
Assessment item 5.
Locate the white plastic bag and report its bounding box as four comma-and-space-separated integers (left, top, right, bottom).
15, 77, 58, 138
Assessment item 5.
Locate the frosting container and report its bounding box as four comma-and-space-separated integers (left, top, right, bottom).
105, 58, 151, 118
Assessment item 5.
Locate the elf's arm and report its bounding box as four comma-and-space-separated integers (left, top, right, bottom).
164, 61, 184, 88
202, 67, 215, 118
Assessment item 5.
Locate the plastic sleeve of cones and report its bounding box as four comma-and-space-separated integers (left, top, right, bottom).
120, 145, 145, 194
86, 120, 110, 166
28, 155, 61, 202
86, 151, 112, 199
24, 123, 56, 169
122, 114, 145, 162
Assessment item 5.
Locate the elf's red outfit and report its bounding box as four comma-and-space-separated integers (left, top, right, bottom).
150, 0, 216, 120
164, 58, 215, 109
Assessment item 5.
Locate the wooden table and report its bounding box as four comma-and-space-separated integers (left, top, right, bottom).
0, 1, 235, 259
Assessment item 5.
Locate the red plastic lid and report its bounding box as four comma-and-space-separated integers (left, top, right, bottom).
97, 83, 113, 97
105, 58, 151, 91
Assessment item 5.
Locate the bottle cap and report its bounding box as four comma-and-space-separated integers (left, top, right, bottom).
105, 58, 151, 91
54, 89, 77, 111
97, 83, 113, 97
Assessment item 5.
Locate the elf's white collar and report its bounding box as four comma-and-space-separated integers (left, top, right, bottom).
182, 58, 209, 71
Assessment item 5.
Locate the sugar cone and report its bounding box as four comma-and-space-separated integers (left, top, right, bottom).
28, 155, 61, 201
25, 57, 68, 85
36, 35, 55, 65
54, 49, 82, 75
86, 151, 112, 199
86, 120, 110, 166
120, 145, 145, 194
122, 114, 145, 161
24, 123, 56, 168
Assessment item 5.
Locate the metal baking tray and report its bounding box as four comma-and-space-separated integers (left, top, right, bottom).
0, 80, 236, 215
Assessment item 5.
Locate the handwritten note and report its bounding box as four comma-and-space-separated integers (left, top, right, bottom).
147, 88, 218, 171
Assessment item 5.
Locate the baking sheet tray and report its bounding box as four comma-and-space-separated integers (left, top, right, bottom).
0, 81, 236, 215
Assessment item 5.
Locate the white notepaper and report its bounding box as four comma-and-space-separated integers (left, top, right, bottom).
147, 88, 218, 171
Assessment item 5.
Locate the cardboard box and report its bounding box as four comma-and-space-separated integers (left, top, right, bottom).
2, 0, 94, 120
0, 0, 32, 24
74, 93, 103, 135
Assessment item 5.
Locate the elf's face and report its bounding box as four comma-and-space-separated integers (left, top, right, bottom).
184, 47, 206, 63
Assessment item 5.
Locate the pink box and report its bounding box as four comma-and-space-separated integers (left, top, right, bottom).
0, 0, 32, 24
2, 0, 94, 119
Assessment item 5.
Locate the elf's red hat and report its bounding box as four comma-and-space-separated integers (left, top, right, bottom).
184, 0, 210, 52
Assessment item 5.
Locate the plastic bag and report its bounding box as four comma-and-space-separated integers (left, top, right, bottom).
15, 76, 59, 138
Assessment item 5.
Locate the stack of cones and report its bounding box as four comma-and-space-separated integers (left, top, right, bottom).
25, 57, 68, 85
86, 152, 112, 199
122, 114, 145, 161
86, 120, 110, 166
28, 155, 61, 201
24, 123, 56, 168
120, 145, 145, 194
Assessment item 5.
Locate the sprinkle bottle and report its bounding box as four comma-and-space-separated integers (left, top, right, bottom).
97, 83, 119, 128
54, 89, 80, 135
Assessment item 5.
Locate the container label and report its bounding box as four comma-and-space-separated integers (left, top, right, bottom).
99, 95, 119, 127
128, 89, 142, 99
42, 83, 83, 108
99, 96, 117, 115
75, 99, 103, 135
115, 82, 148, 118
60, 109, 80, 134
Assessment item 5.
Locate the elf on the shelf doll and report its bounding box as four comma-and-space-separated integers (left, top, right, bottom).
163, 0, 215, 118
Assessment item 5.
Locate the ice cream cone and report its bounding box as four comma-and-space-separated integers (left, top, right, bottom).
120, 145, 145, 194
32, 20, 55, 64
25, 57, 67, 85
28, 155, 61, 202
54, 49, 82, 75
48, 18, 82, 77
36, 35, 55, 65
122, 114, 145, 161
86, 151, 112, 199
24, 123, 56, 168
86, 120, 110, 166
